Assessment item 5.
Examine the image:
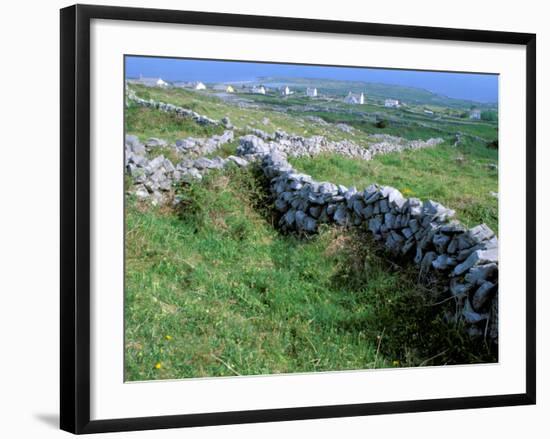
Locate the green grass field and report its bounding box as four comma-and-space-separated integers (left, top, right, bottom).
125, 168, 494, 381
124, 84, 498, 380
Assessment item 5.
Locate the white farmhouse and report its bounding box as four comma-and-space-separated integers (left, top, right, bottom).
344, 91, 365, 105
225, 85, 235, 93
156, 78, 169, 88
469, 109, 481, 120
280, 86, 292, 96
192, 81, 207, 90
384, 99, 400, 108
252, 85, 266, 95
306, 87, 318, 97
131, 76, 170, 88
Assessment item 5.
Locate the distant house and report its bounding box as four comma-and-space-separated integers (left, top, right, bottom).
212, 84, 235, 93
344, 91, 365, 105
306, 87, 318, 97
132, 76, 170, 88
384, 99, 400, 108
424, 109, 434, 115
172, 81, 206, 90
192, 81, 206, 90
280, 86, 292, 96
252, 85, 266, 95
469, 109, 482, 120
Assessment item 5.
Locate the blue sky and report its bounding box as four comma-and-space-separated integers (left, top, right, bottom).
125, 56, 498, 103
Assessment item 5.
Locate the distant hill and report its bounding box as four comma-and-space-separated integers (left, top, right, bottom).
259, 76, 497, 110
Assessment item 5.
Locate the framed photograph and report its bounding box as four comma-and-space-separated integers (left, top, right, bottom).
60, 4, 536, 434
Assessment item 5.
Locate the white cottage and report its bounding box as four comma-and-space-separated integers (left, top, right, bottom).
192, 81, 206, 90
469, 109, 481, 120
384, 99, 400, 108
280, 86, 292, 96
344, 92, 365, 105
306, 87, 318, 97
252, 85, 266, 95
132, 76, 169, 88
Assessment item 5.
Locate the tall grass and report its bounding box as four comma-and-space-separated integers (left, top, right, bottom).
125, 168, 496, 381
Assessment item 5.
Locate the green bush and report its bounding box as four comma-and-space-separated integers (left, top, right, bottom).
375, 119, 389, 129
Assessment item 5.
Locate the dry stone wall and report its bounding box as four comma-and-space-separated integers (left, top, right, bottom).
125, 130, 498, 342
253, 147, 498, 341
126, 88, 223, 127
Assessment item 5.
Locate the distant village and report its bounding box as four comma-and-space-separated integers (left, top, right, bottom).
127, 76, 484, 119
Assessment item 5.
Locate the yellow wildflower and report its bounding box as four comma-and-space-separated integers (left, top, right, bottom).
165, 335, 173, 341
154, 362, 162, 370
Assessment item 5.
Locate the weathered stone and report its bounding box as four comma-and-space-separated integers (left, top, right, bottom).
363, 204, 374, 219
126, 134, 146, 155
134, 184, 149, 199
447, 237, 458, 254
226, 155, 248, 167
193, 157, 214, 169
145, 137, 167, 148
147, 155, 166, 172
462, 299, 489, 324
423, 199, 455, 221
385, 231, 404, 254
465, 263, 498, 286
468, 224, 495, 244
384, 213, 395, 229
432, 254, 457, 270
309, 206, 321, 218
180, 167, 202, 182
275, 198, 288, 212
453, 248, 499, 276
401, 237, 416, 255
420, 251, 437, 273
334, 205, 350, 226
406, 198, 423, 217
472, 281, 495, 311
364, 185, 381, 204
384, 187, 406, 210
319, 182, 338, 196
433, 233, 451, 254
450, 277, 472, 297
440, 221, 467, 234
414, 247, 423, 264
368, 215, 383, 234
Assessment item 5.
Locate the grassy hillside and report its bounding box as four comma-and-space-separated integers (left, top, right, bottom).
124, 83, 498, 380
125, 168, 494, 381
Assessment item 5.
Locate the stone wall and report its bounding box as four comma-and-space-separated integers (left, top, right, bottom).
125, 131, 498, 342
126, 88, 222, 126
252, 147, 498, 341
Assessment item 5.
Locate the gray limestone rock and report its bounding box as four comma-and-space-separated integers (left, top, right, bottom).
453, 248, 499, 276
472, 281, 495, 311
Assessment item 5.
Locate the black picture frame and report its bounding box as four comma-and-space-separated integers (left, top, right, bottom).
60, 4, 536, 434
